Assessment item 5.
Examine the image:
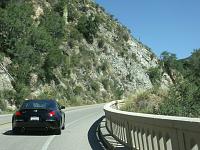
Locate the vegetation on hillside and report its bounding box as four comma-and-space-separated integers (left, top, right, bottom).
1, 0, 142, 111
122, 49, 200, 117
0, 0, 66, 108
157, 49, 200, 117
1, 1, 199, 118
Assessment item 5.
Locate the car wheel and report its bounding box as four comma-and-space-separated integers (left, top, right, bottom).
54, 128, 61, 135
12, 127, 21, 135
61, 124, 65, 130
62, 119, 65, 130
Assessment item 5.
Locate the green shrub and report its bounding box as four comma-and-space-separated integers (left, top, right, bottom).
2, 90, 15, 105
70, 28, 83, 42
113, 87, 124, 100
53, 0, 66, 16
67, 5, 79, 22
0, 52, 5, 62
101, 61, 111, 73
185, 49, 200, 86
69, 95, 84, 106
156, 80, 200, 117
77, 14, 100, 43
70, 54, 81, 67
79, 45, 95, 59
98, 39, 105, 48
0, 2, 34, 56
42, 49, 64, 82
160, 51, 179, 84
131, 53, 137, 61
73, 85, 84, 95
101, 78, 111, 90
40, 9, 65, 40
68, 39, 77, 49
37, 87, 57, 100
91, 80, 100, 91
0, 0, 9, 8
13, 82, 30, 107
147, 67, 162, 86
28, 27, 54, 53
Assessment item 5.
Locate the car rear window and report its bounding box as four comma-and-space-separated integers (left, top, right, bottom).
21, 100, 57, 109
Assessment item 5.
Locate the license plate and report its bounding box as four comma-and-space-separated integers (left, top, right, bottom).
30, 116, 39, 121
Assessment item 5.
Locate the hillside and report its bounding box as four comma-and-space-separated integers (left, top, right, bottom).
0, 0, 169, 110
122, 49, 200, 117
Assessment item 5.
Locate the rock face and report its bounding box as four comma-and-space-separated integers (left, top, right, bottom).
0, 70, 13, 91
0, 57, 14, 111
0, 58, 13, 91
50, 0, 161, 101
98, 37, 158, 93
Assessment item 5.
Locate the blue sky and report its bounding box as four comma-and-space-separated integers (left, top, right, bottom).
95, 0, 200, 59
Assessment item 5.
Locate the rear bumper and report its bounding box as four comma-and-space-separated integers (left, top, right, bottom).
13, 120, 60, 131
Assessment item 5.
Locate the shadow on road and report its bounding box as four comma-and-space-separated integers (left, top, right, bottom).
3, 130, 53, 136
88, 116, 106, 150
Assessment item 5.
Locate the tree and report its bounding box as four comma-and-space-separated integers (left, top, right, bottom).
43, 49, 64, 82
160, 51, 179, 83
157, 79, 200, 117
156, 49, 200, 117
0, 2, 34, 57
0, 0, 11, 8
67, 5, 79, 22
13, 82, 30, 107
187, 49, 200, 85
53, 0, 66, 16
77, 14, 100, 43
147, 67, 162, 86
28, 27, 54, 53
40, 9, 65, 40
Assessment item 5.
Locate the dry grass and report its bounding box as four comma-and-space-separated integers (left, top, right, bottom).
121, 88, 168, 114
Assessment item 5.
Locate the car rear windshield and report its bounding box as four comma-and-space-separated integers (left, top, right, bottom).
21, 100, 57, 110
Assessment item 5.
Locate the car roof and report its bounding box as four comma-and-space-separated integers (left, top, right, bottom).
20, 99, 58, 109
22, 99, 57, 105
24, 99, 56, 102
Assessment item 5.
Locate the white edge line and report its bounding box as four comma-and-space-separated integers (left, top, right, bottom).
65, 113, 95, 128
41, 135, 55, 150
41, 111, 97, 150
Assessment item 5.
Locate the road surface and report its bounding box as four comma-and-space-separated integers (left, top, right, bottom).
0, 104, 105, 150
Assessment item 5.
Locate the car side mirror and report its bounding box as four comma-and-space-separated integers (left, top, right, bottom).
60, 106, 65, 109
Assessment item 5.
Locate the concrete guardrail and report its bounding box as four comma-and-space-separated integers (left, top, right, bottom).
104, 100, 200, 150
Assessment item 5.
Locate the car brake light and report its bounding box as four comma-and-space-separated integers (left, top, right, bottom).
15, 111, 22, 116
49, 111, 55, 117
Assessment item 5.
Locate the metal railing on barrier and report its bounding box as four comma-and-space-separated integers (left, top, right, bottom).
104, 100, 200, 150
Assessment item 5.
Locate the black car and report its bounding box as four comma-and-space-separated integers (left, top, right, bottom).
12, 99, 65, 135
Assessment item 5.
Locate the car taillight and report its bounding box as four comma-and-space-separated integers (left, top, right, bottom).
15, 111, 22, 116
49, 111, 55, 117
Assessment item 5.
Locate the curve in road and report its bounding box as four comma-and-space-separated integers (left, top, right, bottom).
0, 104, 105, 150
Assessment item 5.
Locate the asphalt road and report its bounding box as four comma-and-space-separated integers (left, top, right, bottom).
0, 114, 12, 125
0, 104, 106, 150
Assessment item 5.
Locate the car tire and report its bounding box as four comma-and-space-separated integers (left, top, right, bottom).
61, 124, 65, 130
12, 127, 21, 135
54, 128, 61, 135
62, 119, 65, 130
